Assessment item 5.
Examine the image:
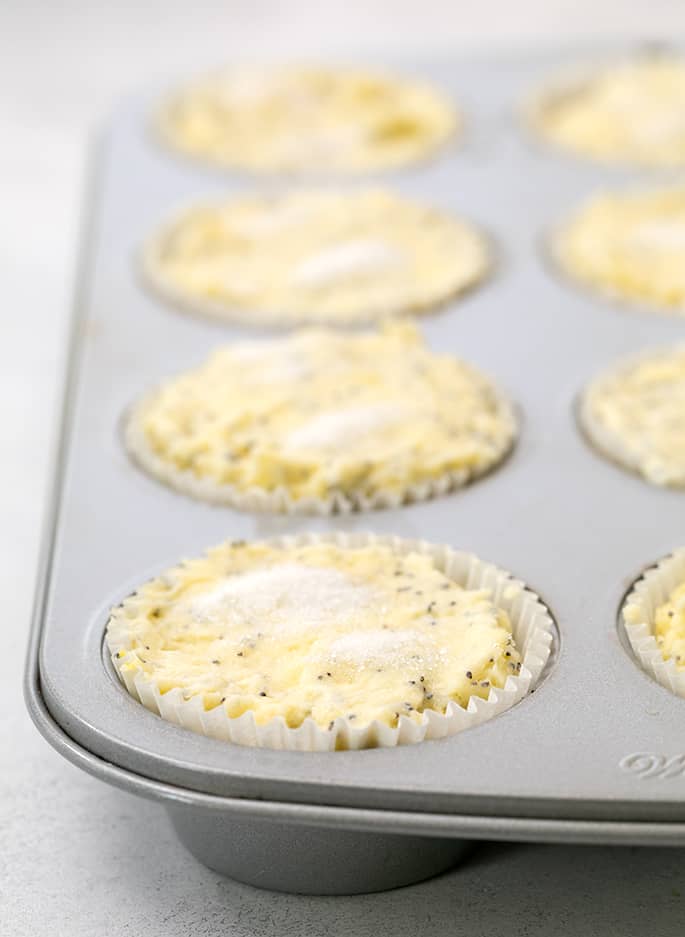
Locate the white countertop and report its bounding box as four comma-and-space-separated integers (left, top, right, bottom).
3, 3, 685, 933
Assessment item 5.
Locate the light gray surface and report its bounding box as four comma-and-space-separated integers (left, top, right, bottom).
39, 49, 685, 825
11, 639, 685, 929
4, 754, 685, 936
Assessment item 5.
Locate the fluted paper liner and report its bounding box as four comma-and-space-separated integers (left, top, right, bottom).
124, 388, 517, 516
106, 532, 555, 751
621, 548, 685, 698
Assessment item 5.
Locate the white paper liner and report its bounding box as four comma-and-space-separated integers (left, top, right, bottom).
106, 532, 556, 751
123, 388, 518, 515
621, 549, 685, 698
577, 345, 685, 489
138, 205, 492, 329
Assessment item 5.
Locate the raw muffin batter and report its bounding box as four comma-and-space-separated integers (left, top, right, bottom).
143, 189, 490, 325
555, 186, 685, 312
156, 65, 457, 173
654, 579, 685, 671
530, 57, 685, 167
126, 322, 517, 510
106, 541, 523, 734
580, 346, 685, 487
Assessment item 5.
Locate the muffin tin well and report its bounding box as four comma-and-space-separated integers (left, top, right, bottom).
104, 532, 555, 751
544, 186, 685, 319
619, 550, 685, 698
27, 46, 685, 895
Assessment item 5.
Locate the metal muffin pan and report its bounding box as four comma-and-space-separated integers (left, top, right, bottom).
27, 47, 685, 895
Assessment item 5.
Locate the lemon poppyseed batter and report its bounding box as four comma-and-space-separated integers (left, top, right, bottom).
555, 187, 685, 312
125, 323, 516, 511
654, 578, 685, 671
143, 189, 489, 326
106, 541, 523, 737
580, 346, 685, 487
156, 65, 457, 174
530, 57, 685, 167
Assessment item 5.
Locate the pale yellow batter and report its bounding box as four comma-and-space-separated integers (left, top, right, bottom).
530, 57, 685, 167
654, 579, 685, 671
555, 187, 685, 312
143, 189, 490, 325
156, 65, 457, 174
580, 346, 685, 487
126, 322, 517, 511
106, 541, 523, 733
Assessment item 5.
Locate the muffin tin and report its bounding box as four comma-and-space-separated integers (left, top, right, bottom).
26, 47, 685, 895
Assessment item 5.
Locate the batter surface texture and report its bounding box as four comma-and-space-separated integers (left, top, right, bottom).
530, 57, 685, 167
106, 541, 523, 735
654, 579, 685, 672
156, 65, 457, 174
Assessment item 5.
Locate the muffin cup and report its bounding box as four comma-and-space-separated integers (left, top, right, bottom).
521, 52, 685, 169
138, 202, 493, 329
547, 189, 685, 318
577, 346, 685, 489
152, 68, 460, 178
124, 392, 518, 515
106, 531, 556, 751
522, 65, 592, 134
621, 548, 685, 698
577, 367, 642, 482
